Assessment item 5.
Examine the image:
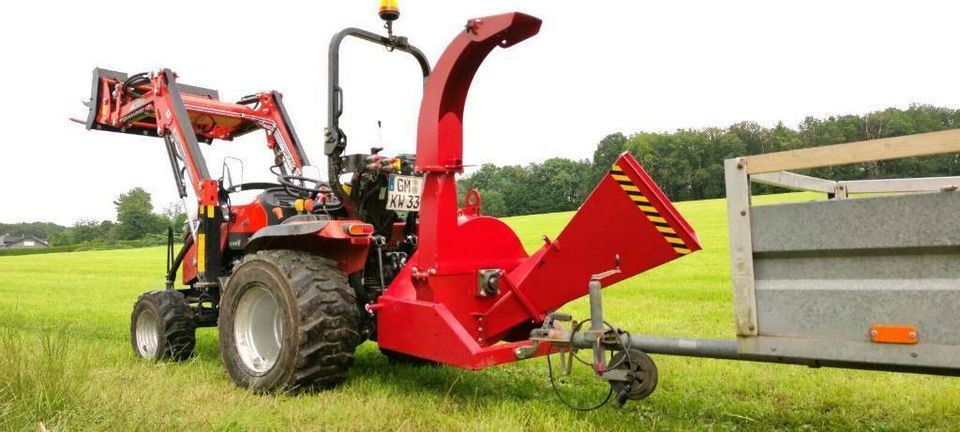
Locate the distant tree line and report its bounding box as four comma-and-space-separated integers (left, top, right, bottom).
3, 105, 958, 239
0, 222, 65, 241
1, 188, 186, 247
459, 104, 960, 217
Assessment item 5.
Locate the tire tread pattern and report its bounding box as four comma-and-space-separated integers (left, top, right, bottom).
132, 290, 196, 361
239, 250, 362, 390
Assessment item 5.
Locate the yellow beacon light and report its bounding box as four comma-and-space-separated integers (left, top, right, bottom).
379, 0, 400, 22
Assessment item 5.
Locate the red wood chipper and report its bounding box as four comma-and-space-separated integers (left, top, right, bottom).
78, 4, 701, 408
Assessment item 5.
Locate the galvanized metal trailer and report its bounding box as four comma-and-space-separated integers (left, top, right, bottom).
561, 129, 960, 377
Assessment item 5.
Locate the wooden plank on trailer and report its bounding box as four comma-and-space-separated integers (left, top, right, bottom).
724, 158, 759, 336
751, 171, 838, 193
743, 129, 960, 175
842, 176, 960, 194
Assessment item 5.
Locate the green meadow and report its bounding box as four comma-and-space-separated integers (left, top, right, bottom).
1, 193, 958, 430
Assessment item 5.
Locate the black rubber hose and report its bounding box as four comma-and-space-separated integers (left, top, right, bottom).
122, 72, 151, 97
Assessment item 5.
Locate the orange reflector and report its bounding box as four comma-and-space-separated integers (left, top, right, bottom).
271, 207, 284, 220
344, 223, 374, 236
304, 199, 315, 212
869, 324, 918, 344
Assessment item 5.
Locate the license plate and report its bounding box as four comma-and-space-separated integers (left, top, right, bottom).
386, 174, 423, 212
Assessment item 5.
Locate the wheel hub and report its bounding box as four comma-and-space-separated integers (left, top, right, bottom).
134, 308, 161, 358
234, 285, 283, 374
608, 348, 658, 401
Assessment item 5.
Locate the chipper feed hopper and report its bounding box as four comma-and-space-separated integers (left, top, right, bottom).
78, 3, 960, 409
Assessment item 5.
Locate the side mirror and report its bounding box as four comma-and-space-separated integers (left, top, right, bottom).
221, 157, 244, 191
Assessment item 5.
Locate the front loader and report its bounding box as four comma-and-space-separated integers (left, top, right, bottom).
79, 4, 702, 406
82, 65, 378, 388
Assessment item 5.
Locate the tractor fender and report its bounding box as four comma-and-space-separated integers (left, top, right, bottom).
243, 217, 372, 274
246, 219, 330, 245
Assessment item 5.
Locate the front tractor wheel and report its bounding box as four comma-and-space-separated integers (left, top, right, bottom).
130, 290, 196, 361
219, 250, 362, 392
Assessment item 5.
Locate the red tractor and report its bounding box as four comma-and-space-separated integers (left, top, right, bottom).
80, 4, 700, 406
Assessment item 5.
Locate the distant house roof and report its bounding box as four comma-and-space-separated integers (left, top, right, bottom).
0, 234, 49, 248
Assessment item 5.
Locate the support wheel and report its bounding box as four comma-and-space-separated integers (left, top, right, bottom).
219, 250, 362, 392
609, 348, 658, 401
130, 290, 196, 361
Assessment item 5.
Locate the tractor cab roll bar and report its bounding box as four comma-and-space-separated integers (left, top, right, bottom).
325, 25, 431, 218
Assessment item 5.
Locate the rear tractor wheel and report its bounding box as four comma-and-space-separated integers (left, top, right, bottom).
130, 290, 196, 361
218, 250, 363, 392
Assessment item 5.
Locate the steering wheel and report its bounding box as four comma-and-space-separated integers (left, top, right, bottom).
277, 174, 329, 199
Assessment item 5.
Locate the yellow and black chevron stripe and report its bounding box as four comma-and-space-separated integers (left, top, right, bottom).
611, 164, 691, 255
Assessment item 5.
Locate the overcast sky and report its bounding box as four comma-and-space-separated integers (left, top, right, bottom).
2, 0, 958, 225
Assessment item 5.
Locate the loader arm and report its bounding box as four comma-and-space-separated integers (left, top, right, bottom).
84, 68, 313, 288
87, 68, 309, 198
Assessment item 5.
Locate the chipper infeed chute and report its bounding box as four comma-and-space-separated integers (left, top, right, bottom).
508, 152, 701, 316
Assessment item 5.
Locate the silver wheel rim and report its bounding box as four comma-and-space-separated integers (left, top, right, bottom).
234, 285, 283, 374
135, 308, 161, 358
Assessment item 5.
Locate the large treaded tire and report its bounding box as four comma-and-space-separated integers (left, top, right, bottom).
219, 250, 363, 392
130, 290, 196, 361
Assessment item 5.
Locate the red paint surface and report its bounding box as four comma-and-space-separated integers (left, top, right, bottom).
377, 12, 701, 368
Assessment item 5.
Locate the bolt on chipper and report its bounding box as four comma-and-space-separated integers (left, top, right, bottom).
80, 2, 960, 409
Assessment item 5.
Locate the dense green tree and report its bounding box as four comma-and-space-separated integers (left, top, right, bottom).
531, 158, 591, 213
72, 219, 105, 243
46, 230, 75, 246
114, 188, 166, 240
590, 133, 627, 186
477, 190, 507, 217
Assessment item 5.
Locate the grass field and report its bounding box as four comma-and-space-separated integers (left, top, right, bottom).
1, 192, 958, 431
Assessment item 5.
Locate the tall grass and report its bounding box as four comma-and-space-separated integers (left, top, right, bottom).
0, 328, 90, 430
0, 193, 958, 430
